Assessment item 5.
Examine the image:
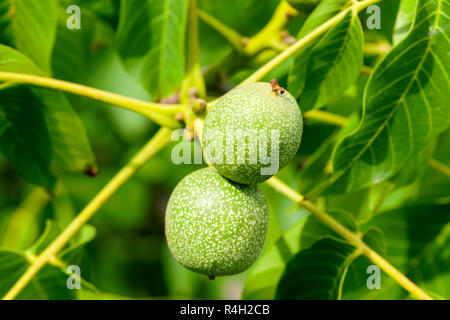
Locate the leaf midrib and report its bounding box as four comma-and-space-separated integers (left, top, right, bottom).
328, 0, 442, 192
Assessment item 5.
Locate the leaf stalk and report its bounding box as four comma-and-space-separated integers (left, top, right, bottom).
0, 72, 185, 128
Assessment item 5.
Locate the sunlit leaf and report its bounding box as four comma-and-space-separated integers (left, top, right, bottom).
343, 202, 450, 299
288, 0, 364, 111
407, 223, 450, 299
242, 210, 357, 299
275, 238, 359, 300
0, 44, 43, 75
0, 0, 58, 73
393, 0, 418, 45
418, 129, 450, 200
389, 137, 436, 188
316, 0, 450, 195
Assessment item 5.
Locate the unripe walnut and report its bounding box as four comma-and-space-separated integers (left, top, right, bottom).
165, 168, 268, 277
203, 81, 302, 185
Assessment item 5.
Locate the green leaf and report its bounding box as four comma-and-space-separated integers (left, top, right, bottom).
360, 227, 387, 255
0, 0, 13, 45
242, 210, 358, 299
62, 167, 150, 231
275, 238, 360, 300
28, 220, 63, 256
407, 223, 450, 299
241, 217, 306, 299
365, 203, 450, 272
0, 43, 43, 75
51, 24, 88, 82
0, 45, 95, 189
288, 0, 364, 111
288, 0, 346, 98
115, 0, 189, 100
298, 115, 360, 194
51, 4, 116, 82
343, 203, 450, 299
319, 0, 450, 195
60, 224, 96, 265
389, 137, 436, 188
393, 0, 418, 45
340, 228, 391, 299
299, 209, 358, 249
418, 129, 450, 200
0, 249, 75, 299
5, 0, 58, 73
28, 220, 96, 262
25, 219, 96, 271
0, 85, 95, 189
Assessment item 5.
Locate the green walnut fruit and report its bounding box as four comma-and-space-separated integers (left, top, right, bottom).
203, 80, 303, 185
165, 167, 268, 277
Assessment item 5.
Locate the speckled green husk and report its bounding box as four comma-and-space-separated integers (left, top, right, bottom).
203, 82, 303, 184
165, 167, 269, 277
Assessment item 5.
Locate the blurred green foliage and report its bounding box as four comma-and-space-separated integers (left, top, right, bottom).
0, 0, 449, 300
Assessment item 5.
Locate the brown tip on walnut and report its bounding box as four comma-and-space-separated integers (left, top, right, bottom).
270, 78, 277, 87
270, 79, 285, 95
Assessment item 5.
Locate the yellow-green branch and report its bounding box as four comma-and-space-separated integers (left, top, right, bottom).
197, 1, 297, 55
2, 127, 173, 300
0, 72, 185, 128
429, 158, 450, 178
197, 9, 244, 51
304, 109, 348, 126
243, 1, 298, 55
265, 177, 432, 300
